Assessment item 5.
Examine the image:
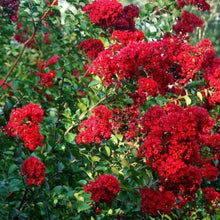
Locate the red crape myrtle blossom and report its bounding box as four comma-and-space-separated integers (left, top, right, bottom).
137, 77, 159, 101
83, 0, 140, 32
36, 70, 56, 87
35, 55, 60, 88
200, 159, 219, 181
78, 38, 105, 59
21, 156, 45, 186
111, 30, 144, 46
205, 67, 220, 106
201, 133, 220, 161
112, 105, 139, 141
140, 187, 175, 216
138, 103, 219, 209
89, 36, 216, 90
6, 103, 44, 151
173, 11, 204, 35
84, 174, 120, 205
156, 156, 203, 204
0, 0, 20, 22
112, 4, 140, 32
14, 23, 37, 49
83, 0, 123, 29
202, 188, 220, 214
177, 0, 210, 12
76, 105, 113, 144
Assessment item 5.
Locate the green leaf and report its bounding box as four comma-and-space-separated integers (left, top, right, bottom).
91, 156, 100, 162
184, 96, 191, 106
76, 201, 90, 212
78, 102, 87, 113
196, 91, 203, 101
88, 80, 101, 87
9, 164, 18, 174
53, 185, 63, 194
104, 145, 111, 157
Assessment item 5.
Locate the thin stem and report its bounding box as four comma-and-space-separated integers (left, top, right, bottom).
17, 187, 28, 211
2, 0, 58, 85
41, 0, 58, 20
2, 18, 36, 85
53, 76, 65, 143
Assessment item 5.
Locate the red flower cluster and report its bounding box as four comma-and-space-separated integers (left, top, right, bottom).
21, 156, 45, 186
203, 187, 220, 205
84, 174, 120, 205
36, 70, 56, 87
83, 0, 123, 29
35, 55, 60, 87
137, 77, 158, 101
203, 187, 220, 214
0, 79, 12, 90
173, 11, 204, 35
78, 38, 105, 59
87, 38, 173, 88
205, 67, 220, 106
14, 19, 54, 48
140, 187, 175, 216
0, 0, 20, 22
138, 103, 219, 210
83, 0, 139, 31
14, 23, 37, 49
6, 103, 44, 151
177, 0, 210, 11
112, 4, 140, 32
111, 30, 144, 46
112, 105, 139, 141
76, 105, 112, 144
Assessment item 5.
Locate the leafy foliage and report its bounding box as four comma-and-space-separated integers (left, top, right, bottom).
0, 0, 219, 219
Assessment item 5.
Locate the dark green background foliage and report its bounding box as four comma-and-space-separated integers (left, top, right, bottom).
0, 0, 219, 219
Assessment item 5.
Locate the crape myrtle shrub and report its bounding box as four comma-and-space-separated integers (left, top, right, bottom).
0, 0, 219, 219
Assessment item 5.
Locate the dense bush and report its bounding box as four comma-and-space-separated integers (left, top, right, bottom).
0, 0, 219, 219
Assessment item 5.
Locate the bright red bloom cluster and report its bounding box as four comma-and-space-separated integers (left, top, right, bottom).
200, 159, 219, 181
205, 66, 220, 106
35, 55, 60, 87
0, 0, 20, 22
36, 70, 56, 87
203, 187, 220, 205
21, 156, 45, 186
6, 103, 44, 151
137, 77, 158, 101
84, 174, 120, 205
76, 105, 113, 144
112, 105, 139, 141
203, 187, 220, 214
177, 0, 210, 11
140, 187, 175, 216
173, 11, 204, 35
111, 30, 144, 46
138, 103, 219, 209
83, 0, 123, 29
78, 38, 105, 59
83, 0, 139, 31
112, 4, 140, 32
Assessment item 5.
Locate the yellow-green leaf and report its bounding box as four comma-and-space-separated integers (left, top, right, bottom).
196, 91, 203, 101
184, 96, 191, 106
92, 156, 100, 162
